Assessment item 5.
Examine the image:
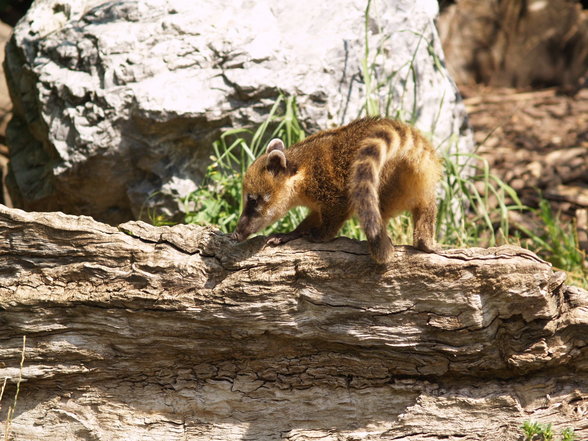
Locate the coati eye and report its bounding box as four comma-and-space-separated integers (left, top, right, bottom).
246, 194, 269, 208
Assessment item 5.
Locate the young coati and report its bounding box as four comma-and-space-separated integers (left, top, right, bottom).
231, 117, 442, 263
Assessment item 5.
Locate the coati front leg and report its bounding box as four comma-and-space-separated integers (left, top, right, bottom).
266, 211, 321, 245
267, 205, 349, 246
306, 203, 349, 243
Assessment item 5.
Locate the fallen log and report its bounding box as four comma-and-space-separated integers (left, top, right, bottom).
0, 205, 587, 440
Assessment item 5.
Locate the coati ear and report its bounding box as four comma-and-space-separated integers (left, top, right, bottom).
266, 149, 287, 175
266, 138, 285, 154
266, 138, 287, 174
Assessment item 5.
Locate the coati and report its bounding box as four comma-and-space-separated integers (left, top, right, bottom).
231, 117, 442, 263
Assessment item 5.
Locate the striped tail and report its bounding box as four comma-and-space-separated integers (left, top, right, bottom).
349, 128, 401, 263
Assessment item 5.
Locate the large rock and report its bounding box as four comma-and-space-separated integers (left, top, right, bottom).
0, 205, 587, 440
5, 0, 473, 224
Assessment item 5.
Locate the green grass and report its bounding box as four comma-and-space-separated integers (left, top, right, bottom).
437, 149, 525, 248
517, 199, 587, 286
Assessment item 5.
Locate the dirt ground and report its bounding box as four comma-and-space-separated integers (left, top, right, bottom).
459, 85, 588, 252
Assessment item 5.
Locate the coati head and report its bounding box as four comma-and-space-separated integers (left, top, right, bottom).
232, 138, 298, 241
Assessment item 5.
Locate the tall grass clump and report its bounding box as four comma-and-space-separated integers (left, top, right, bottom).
437, 148, 525, 248
1, 336, 26, 441
517, 199, 587, 287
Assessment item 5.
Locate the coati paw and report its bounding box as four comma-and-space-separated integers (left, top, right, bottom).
415, 240, 438, 253
266, 232, 303, 246
307, 230, 329, 243
266, 235, 286, 246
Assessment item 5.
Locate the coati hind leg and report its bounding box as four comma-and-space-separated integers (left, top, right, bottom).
412, 199, 437, 253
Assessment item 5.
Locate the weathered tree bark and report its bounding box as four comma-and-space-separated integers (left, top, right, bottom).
0, 204, 587, 440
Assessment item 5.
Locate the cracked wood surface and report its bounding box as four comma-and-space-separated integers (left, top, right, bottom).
0, 205, 587, 440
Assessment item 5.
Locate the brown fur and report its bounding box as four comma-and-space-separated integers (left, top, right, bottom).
231, 117, 443, 263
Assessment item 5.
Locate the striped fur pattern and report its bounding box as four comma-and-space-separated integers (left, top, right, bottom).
232, 117, 443, 264
348, 118, 442, 262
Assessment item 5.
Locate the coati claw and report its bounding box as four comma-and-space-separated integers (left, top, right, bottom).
265, 236, 284, 246
266, 231, 305, 246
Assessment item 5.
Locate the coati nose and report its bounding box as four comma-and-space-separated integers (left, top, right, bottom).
233, 215, 260, 242
231, 221, 251, 241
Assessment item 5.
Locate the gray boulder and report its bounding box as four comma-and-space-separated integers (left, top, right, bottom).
5, 0, 473, 224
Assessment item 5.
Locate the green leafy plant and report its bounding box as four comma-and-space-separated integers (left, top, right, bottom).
437, 149, 525, 248
561, 427, 578, 441
521, 421, 576, 441
522, 421, 554, 441
139, 191, 180, 227
361, 0, 380, 117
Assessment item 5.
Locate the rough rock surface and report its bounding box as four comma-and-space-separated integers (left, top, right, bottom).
0, 205, 587, 440
5, 0, 473, 224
